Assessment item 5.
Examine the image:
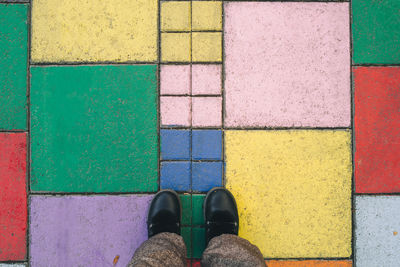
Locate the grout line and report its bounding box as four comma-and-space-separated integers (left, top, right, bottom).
160, 126, 351, 130
221, 0, 226, 188
29, 192, 159, 196
352, 63, 400, 67
349, 0, 356, 264
157, 0, 161, 193
26, 1, 31, 265
161, 94, 222, 97
0, 129, 27, 132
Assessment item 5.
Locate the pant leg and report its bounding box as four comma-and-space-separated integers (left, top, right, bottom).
127, 232, 187, 267
201, 234, 266, 267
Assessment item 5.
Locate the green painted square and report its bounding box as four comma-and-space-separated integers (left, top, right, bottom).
180, 194, 192, 226
192, 227, 206, 258
192, 194, 205, 226
182, 227, 192, 258
30, 65, 158, 192
0, 4, 28, 130
352, 0, 400, 64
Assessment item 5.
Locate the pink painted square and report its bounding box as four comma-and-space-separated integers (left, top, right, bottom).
160, 65, 191, 95
161, 96, 191, 127
192, 97, 222, 127
224, 2, 350, 127
192, 64, 222, 95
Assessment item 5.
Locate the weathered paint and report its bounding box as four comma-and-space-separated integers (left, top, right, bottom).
224, 2, 350, 127
161, 96, 191, 127
265, 260, 352, 267
160, 65, 191, 95
0, 4, 27, 130
355, 196, 400, 266
31, 0, 158, 63
30, 65, 158, 192
0, 133, 27, 261
352, 0, 400, 64
29, 195, 152, 266
225, 130, 352, 258
192, 97, 222, 127
354, 67, 400, 193
191, 64, 222, 96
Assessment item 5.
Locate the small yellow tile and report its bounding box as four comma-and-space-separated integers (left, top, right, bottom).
192, 32, 222, 62
31, 0, 157, 63
161, 1, 191, 32
225, 130, 352, 258
192, 1, 222, 31
161, 33, 191, 62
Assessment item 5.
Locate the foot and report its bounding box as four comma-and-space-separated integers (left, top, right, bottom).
204, 187, 239, 245
147, 190, 181, 238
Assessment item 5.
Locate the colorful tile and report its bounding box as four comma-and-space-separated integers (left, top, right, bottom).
182, 227, 192, 258
161, 96, 191, 127
192, 227, 206, 258
161, 65, 191, 95
354, 67, 400, 193
31, 0, 157, 63
192, 130, 222, 160
192, 32, 222, 62
161, 1, 191, 32
192, 162, 223, 192
265, 260, 352, 267
30, 65, 158, 192
192, 1, 222, 31
191, 64, 222, 96
161, 129, 191, 160
161, 161, 191, 191
0, 265, 26, 267
192, 194, 205, 226
180, 194, 192, 226
192, 97, 222, 127
224, 2, 350, 127
355, 196, 400, 266
0, 5, 27, 130
161, 33, 191, 62
30, 195, 152, 266
352, 0, 400, 64
0, 133, 27, 261
225, 130, 352, 258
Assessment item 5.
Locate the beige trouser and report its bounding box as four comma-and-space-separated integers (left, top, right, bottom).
128, 232, 266, 267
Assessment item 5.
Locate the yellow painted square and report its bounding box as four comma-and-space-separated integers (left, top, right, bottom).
192, 32, 222, 62
225, 130, 352, 258
161, 1, 191, 32
192, 1, 222, 31
31, 0, 157, 63
161, 33, 191, 62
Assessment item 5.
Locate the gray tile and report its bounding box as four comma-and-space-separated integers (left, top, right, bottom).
356, 196, 400, 267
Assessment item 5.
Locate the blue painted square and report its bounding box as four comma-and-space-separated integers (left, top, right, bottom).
161, 129, 191, 160
192, 130, 222, 160
192, 162, 223, 192
161, 161, 191, 191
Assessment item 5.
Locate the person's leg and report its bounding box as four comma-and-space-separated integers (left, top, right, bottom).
201, 234, 265, 267
128, 232, 186, 267
201, 188, 266, 267
128, 190, 186, 267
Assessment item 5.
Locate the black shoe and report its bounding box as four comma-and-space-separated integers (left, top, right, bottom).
203, 187, 239, 245
147, 190, 181, 238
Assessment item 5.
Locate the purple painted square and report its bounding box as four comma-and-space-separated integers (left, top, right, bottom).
224, 2, 350, 127
30, 195, 152, 267
192, 162, 223, 192
160, 161, 191, 191
160, 65, 191, 95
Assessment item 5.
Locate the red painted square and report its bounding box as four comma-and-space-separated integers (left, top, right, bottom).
354, 67, 400, 193
0, 133, 27, 260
